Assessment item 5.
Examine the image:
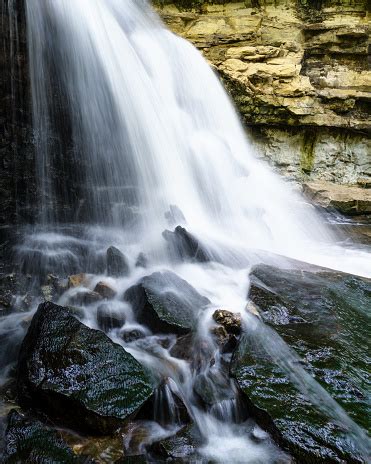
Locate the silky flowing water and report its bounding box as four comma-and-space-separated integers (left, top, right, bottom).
1, 0, 370, 462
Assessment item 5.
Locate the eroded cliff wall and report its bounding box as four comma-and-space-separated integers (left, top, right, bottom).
154, 0, 371, 185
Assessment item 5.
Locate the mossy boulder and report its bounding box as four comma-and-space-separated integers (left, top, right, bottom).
2, 410, 91, 463
18, 302, 155, 434
231, 264, 371, 463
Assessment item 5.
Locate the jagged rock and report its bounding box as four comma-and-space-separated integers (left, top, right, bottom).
18, 301, 155, 434
162, 226, 210, 262
94, 281, 117, 299
96, 304, 125, 332
107, 246, 130, 277
2, 410, 91, 463
135, 253, 148, 268
212, 309, 241, 336
124, 271, 210, 335
231, 263, 371, 463
303, 181, 371, 215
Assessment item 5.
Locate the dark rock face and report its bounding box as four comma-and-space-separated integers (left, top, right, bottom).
162, 226, 210, 262
0, 273, 34, 316
107, 246, 130, 277
231, 264, 371, 463
124, 271, 210, 335
0, 1, 36, 231
1, 410, 90, 463
18, 301, 155, 434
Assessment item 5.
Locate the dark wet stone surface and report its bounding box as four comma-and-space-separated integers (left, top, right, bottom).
121, 329, 146, 343
18, 301, 155, 434
0, 273, 35, 316
97, 304, 125, 332
231, 264, 371, 463
124, 271, 210, 335
135, 253, 148, 269
107, 246, 130, 277
162, 226, 210, 263
150, 424, 203, 463
1, 410, 91, 463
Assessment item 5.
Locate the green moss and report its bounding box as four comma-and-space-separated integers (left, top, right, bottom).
300, 129, 316, 174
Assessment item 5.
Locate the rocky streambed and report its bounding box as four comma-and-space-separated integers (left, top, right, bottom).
0, 224, 370, 463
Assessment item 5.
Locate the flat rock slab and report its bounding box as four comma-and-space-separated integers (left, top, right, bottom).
2, 410, 91, 463
232, 264, 371, 463
303, 181, 371, 215
18, 301, 155, 434
124, 271, 210, 335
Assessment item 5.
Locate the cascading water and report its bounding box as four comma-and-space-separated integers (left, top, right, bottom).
1, 0, 370, 462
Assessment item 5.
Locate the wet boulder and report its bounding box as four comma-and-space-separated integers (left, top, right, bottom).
107, 246, 130, 277
231, 264, 371, 463
18, 301, 155, 434
96, 303, 125, 332
2, 410, 91, 463
94, 281, 117, 300
162, 226, 210, 262
135, 252, 148, 269
124, 271, 210, 335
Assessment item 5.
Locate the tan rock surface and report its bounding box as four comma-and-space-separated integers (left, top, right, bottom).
154, 1, 371, 186
303, 181, 371, 215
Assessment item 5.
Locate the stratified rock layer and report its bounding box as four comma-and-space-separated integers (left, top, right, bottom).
303, 180, 371, 215
231, 263, 371, 463
154, 0, 371, 186
18, 301, 155, 434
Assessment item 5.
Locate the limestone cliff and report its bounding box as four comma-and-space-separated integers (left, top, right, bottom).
154, 0, 371, 185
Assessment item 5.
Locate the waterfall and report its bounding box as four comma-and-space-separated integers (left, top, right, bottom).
24, 0, 371, 277
4, 0, 369, 462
